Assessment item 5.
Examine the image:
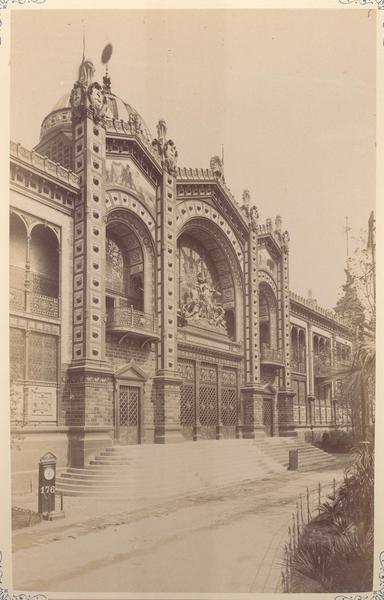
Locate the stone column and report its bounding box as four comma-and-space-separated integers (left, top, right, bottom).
306, 323, 315, 433
66, 65, 113, 466
152, 121, 183, 443
239, 192, 265, 439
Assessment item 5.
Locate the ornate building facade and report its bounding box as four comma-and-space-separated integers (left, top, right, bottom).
10, 57, 354, 493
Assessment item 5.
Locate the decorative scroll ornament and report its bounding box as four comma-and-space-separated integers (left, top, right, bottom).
152, 119, 178, 176
178, 271, 226, 331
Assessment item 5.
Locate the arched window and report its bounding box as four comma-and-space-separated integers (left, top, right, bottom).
259, 283, 278, 350
10, 213, 27, 312
298, 329, 306, 363
30, 225, 59, 299
105, 225, 145, 313
106, 237, 126, 295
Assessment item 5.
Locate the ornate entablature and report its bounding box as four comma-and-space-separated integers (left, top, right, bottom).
10, 142, 79, 211
290, 291, 354, 338
106, 137, 161, 187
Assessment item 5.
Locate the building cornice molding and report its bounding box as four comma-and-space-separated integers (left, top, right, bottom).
289, 295, 354, 339
10, 141, 80, 191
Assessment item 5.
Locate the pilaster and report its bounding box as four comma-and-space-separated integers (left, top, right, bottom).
66, 61, 113, 464
240, 192, 265, 437
152, 121, 183, 442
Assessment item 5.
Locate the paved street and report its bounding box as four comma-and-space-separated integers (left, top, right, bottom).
13, 459, 349, 594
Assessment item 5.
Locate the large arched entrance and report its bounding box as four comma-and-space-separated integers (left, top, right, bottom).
105, 208, 156, 444
176, 220, 244, 441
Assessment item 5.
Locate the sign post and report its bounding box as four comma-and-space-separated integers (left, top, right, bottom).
38, 452, 65, 520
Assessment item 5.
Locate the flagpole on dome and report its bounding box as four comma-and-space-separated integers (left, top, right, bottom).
102, 43, 113, 93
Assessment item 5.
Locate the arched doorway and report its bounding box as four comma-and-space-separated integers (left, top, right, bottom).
177, 222, 243, 440
114, 361, 148, 445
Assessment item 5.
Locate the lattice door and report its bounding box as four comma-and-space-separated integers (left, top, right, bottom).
199, 364, 218, 439
221, 368, 238, 439
263, 398, 273, 436
118, 385, 140, 444
179, 360, 196, 441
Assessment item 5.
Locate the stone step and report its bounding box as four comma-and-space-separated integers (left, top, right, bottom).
57, 438, 336, 498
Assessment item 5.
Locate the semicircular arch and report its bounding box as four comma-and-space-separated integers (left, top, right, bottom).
258, 269, 278, 296
177, 217, 244, 344
106, 189, 156, 242
176, 199, 244, 271
106, 208, 156, 313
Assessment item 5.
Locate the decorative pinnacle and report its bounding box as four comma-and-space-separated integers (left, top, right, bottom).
157, 119, 167, 143
275, 215, 282, 231
242, 189, 251, 206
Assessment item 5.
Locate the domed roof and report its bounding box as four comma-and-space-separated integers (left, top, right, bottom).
41, 88, 152, 143
51, 92, 72, 112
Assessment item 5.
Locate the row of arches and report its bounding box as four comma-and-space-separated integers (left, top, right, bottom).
105, 212, 283, 349
10, 204, 284, 350
10, 212, 60, 317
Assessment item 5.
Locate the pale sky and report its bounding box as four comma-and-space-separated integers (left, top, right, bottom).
10, 9, 376, 309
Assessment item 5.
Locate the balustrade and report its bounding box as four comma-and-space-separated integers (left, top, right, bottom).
261, 343, 285, 365
106, 305, 157, 335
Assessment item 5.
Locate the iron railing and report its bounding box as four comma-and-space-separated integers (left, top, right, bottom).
10, 266, 60, 319
290, 357, 306, 373
261, 344, 285, 364
107, 306, 157, 334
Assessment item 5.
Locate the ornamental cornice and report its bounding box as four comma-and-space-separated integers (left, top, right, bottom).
176, 174, 249, 241
10, 141, 80, 191
257, 233, 283, 260
289, 296, 353, 339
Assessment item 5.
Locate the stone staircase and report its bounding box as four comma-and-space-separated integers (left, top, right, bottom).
56, 438, 335, 500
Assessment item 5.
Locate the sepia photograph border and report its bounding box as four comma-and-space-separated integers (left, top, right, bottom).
0, 1, 383, 599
